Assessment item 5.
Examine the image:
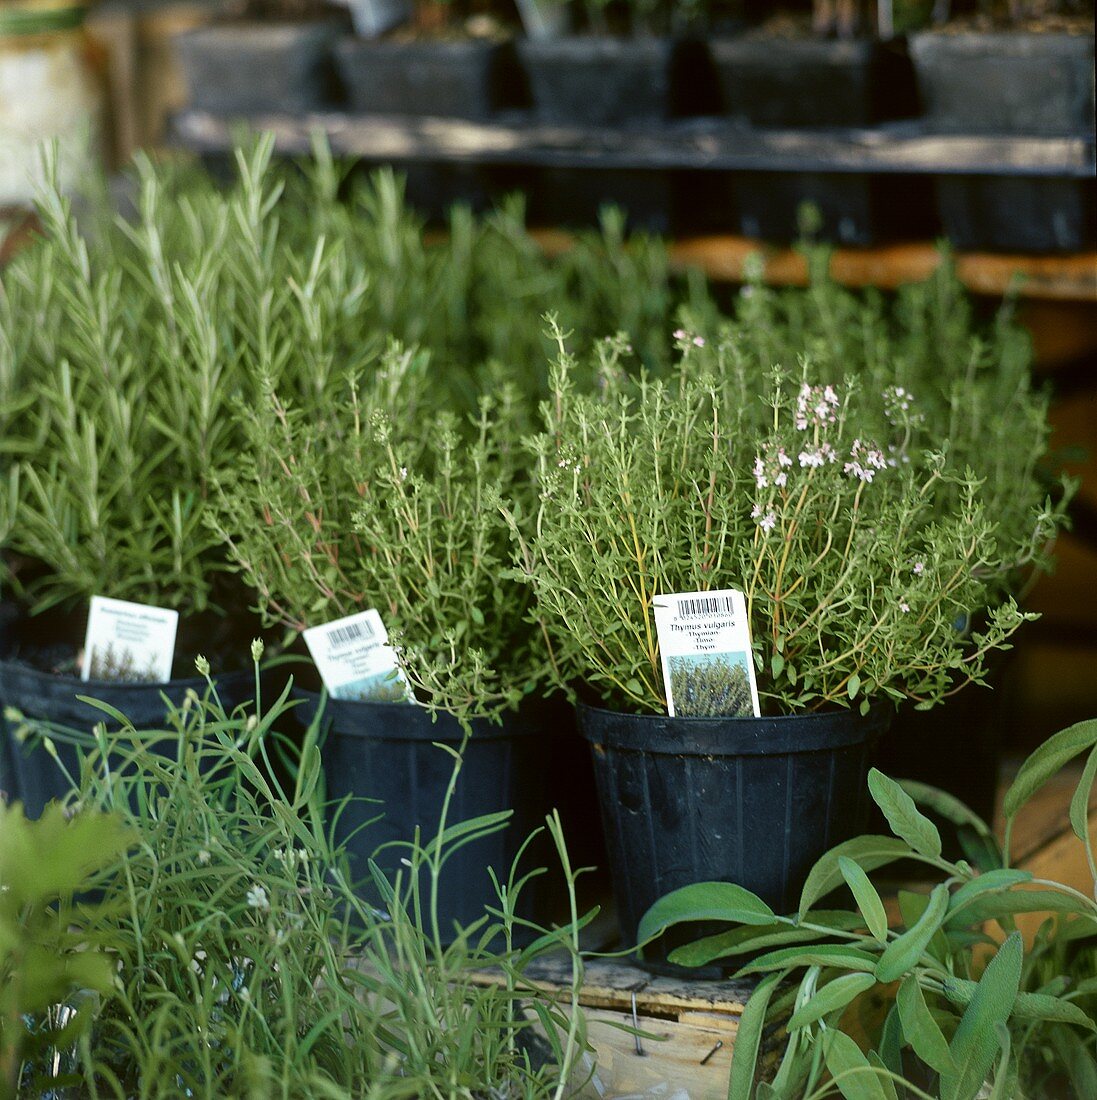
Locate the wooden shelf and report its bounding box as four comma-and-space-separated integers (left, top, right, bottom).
528, 229, 1097, 302
170, 110, 1096, 177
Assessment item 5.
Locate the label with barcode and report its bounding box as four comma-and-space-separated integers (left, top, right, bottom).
81, 595, 178, 684
652, 588, 760, 719
302, 609, 413, 704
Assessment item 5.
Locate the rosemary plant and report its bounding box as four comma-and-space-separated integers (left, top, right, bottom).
507, 322, 1035, 716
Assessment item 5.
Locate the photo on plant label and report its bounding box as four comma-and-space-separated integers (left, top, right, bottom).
86, 641, 163, 684
667, 653, 753, 718
335, 669, 413, 704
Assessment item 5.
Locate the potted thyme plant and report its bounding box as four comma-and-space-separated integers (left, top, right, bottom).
506, 322, 1037, 967
211, 343, 559, 935
705, 247, 1072, 823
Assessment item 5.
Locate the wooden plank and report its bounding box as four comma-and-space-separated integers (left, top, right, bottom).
571, 1005, 739, 1099
650, 237, 1097, 302
473, 955, 752, 1019
170, 110, 1095, 177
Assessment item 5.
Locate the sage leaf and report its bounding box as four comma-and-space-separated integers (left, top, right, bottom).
947, 869, 1033, 917
740, 943, 879, 975
941, 978, 1097, 1030
944, 888, 1097, 928
875, 884, 950, 983
799, 837, 912, 918
788, 972, 876, 1030
869, 769, 942, 859
823, 1030, 891, 1100
1002, 719, 1097, 819
1069, 743, 1097, 844
867, 1052, 899, 1100
940, 932, 1023, 1100
838, 856, 889, 943
896, 976, 955, 1076
728, 970, 783, 1100
635, 881, 774, 946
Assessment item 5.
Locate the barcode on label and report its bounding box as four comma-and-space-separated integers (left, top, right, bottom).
677, 596, 735, 618
327, 620, 375, 649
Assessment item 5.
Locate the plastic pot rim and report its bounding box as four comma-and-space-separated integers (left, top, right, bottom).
576, 698, 891, 756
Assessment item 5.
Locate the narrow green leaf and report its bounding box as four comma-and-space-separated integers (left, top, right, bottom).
823, 1030, 891, 1100
740, 944, 879, 975
878, 1004, 903, 1078
728, 970, 783, 1100
867, 1052, 899, 1100
945, 888, 1096, 928
869, 769, 942, 859
839, 856, 889, 943
668, 910, 866, 967
940, 932, 1023, 1100
941, 978, 1097, 1030
875, 885, 950, 983
947, 869, 1033, 917
896, 976, 956, 1076
788, 972, 876, 1030
1069, 743, 1097, 844
899, 779, 1000, 868
799, 837, 912, 918
847, 673, 861, 700
1002, 719, 1097, 819
636, 881, 775, 946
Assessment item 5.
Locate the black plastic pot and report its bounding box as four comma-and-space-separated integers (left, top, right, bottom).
175, 20, 343, 116
707, 36, 917, 128
910, 31, 1095, 252
909, 31, 1094, 135
294, 690, 563, 937
577, 702, 889, 970
517, 36, 674, 127
524, 166, 676, 234
0, 657, 255, 818
705, 36, 919, 245
0, 602, 254, 818
335, 37, 525, 119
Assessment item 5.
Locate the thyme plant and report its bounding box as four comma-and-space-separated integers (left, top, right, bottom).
212, 342, 546, 719
507, 323, 1034, 716
708, 248, 1072, 601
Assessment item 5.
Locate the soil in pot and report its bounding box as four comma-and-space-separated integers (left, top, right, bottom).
0, 602, 259, 818
293, 689, 567, 939
175, 19, 345, 116
578, 702, 890, 973
335, 37, 527, 119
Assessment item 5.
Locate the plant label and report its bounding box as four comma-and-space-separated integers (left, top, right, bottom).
81, 596, 179, 683
653, 589, 760, 719
303, 609, 414, 704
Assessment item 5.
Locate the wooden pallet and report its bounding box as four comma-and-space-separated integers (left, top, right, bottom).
474, 955, 756, 1098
